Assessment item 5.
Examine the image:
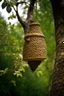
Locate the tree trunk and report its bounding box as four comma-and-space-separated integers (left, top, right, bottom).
50, 0, 64, 95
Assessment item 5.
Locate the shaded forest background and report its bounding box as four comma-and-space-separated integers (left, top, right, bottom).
0, 0, 55, 96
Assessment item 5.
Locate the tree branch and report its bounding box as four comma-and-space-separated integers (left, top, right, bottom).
16, 1, 27, 6
27, 0, 37, 22
12, 4, 26, 30
16, 5, 26, 29
12, 0, 37, 30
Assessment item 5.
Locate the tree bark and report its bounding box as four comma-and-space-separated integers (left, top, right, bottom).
50, 0, 64, 95
27, 0, 36, 22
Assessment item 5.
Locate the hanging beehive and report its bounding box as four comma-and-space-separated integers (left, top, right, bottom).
23, 22, 47, 71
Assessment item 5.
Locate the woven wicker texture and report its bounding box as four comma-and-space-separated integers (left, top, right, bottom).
23, 22, 47, 61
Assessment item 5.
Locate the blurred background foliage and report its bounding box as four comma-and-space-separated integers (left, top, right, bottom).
0, 0, 55, 96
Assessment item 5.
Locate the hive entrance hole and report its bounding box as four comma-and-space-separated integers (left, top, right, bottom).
28, 60, 41, 71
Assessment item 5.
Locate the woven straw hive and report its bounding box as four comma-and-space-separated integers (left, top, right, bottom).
23, 22, 47, 71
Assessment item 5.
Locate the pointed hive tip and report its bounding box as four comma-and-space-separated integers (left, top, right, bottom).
28, 61, 41, 71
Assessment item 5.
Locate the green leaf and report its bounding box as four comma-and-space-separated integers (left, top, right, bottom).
6, 5, 12, 13
8, 13, 16, 20
0, 0, 2, 2
37, 71, 43, 77
10, 1, 16, 6
11, 80, 16, 86
1, 2, 7, 9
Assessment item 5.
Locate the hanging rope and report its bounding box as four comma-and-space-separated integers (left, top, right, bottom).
36, 0, 38, 21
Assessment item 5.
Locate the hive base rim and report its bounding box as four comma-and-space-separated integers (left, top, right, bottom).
23, 58, 46, 62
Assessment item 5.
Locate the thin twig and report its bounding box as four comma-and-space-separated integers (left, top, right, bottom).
12, 4, 26, 30
16, 5, 26, 29
16, 1, 27, 6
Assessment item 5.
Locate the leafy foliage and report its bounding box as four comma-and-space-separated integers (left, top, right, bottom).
0, 0, 55, 96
